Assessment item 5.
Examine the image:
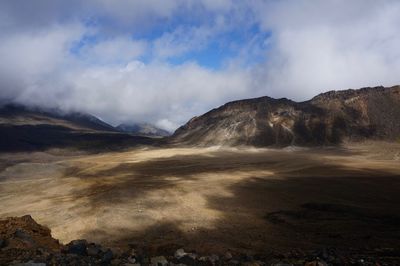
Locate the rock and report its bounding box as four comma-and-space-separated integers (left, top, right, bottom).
224, 251, 233, 260
111, 258, 122, 265
304, 261, 328, 266
0, 237, 6, 248
14, 229, 34, 242
242, 262, 263, 266
86, 243, 101, 257
175, 248, 187, 259
11, 261, 46, 266
209, 254, 219, 263
66, 239, 88, 256
150, 256, 168, 266
178, 254, 197, 265
128, 256, 137, 263
198, 256, 208, 262
111, 247, 124, 258
171, 86, 400, 147
102, 249, 114, 263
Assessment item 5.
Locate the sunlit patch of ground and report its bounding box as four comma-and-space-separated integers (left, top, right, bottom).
0, 142, 400, 254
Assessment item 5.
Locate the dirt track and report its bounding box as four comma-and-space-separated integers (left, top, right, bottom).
0, 142, 400, 254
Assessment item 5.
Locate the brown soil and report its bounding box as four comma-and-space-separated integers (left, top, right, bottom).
0, 142, 399, 255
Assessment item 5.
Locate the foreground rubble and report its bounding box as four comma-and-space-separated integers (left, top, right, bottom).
1, 216, 399, 265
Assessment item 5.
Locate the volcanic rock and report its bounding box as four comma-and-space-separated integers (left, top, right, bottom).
171, 86, 400, 147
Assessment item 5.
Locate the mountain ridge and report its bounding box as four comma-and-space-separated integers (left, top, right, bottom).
170, 85, 400, 147
0, 103, 153, 152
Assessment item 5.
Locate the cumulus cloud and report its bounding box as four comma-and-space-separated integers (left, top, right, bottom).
0, 23, 85, 100
1, 0, 400, 131
15, 60, 251, 131
251, 0, 400, 100
78, 36, 148, 64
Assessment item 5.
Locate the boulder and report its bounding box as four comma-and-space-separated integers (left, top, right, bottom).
66, 239, 88, 256
150, 256, 168, 266
102, 249, 114, 263
224, 251, 233, 260
86, 243, 101, 257
175, 248, 187, 259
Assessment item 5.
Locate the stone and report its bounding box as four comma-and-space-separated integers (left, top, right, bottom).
86, 244, 101, 257
102, 249, 114, 263
14, 229, 34, 243
179, 254, 197, 265
242, 262, 263, 266
66, 239, 88, 256
175, 248, 186, 259
128, 256, 137, 263
111, 258, 122, 265
304, 261, 328, 266
198, 256, 208, 262
151, 256, 168, 266
224, 252, 233, 260
12, 261, 46, 266
209, 254, 219, 262
0, 238, 6, 248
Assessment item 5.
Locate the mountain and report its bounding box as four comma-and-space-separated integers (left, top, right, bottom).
0, 104, 153, 152
116, 123, 170, 137
170, 86, 400, 147
0, 103, 117, 132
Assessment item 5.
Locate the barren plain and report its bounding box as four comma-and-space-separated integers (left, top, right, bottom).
0, 142, 399, 255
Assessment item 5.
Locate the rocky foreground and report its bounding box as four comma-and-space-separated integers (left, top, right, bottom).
1, 216, 400, 265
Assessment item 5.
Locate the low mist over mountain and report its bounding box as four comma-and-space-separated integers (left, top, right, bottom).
0, 104, 153, 152
116, 123, 170, 137
171, 86, 400, 147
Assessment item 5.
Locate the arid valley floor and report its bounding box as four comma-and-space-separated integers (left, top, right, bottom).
1, 142, 400, 255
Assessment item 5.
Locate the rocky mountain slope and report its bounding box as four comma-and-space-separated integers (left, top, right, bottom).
117, 122, 170, 137
170, 86, 400, 147
0, 104, 153, 152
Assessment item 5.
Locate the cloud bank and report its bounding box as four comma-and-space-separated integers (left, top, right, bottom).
1, 0, 400, 131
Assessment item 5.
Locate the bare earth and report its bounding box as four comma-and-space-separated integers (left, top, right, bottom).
0, 142, 399, 255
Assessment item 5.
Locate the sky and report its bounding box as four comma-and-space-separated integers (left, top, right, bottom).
1, 0, 400, 131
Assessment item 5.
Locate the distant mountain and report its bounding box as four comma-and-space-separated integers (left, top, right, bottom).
0, 103, 116, 132
0, 104, 153, 152
170, 86, 400, 147
116, 123, 170, 137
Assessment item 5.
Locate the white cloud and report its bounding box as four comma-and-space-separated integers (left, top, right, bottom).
250, 0, 400, 100
1, 0, 400, 131
58, 61, 251, 129
79, 37, 147, 64
0, 23, 85, 100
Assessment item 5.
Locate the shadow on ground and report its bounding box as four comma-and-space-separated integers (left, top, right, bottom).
0, 124, 158, 153
56, 148, 400, 254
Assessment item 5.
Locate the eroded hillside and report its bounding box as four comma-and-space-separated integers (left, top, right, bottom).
171, 86, 400, 146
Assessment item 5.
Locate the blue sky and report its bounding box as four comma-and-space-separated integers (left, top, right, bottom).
69, 11, 268, 70
1, 0, 400, 131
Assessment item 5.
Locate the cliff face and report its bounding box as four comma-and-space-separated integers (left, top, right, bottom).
171, 86, 400, 146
